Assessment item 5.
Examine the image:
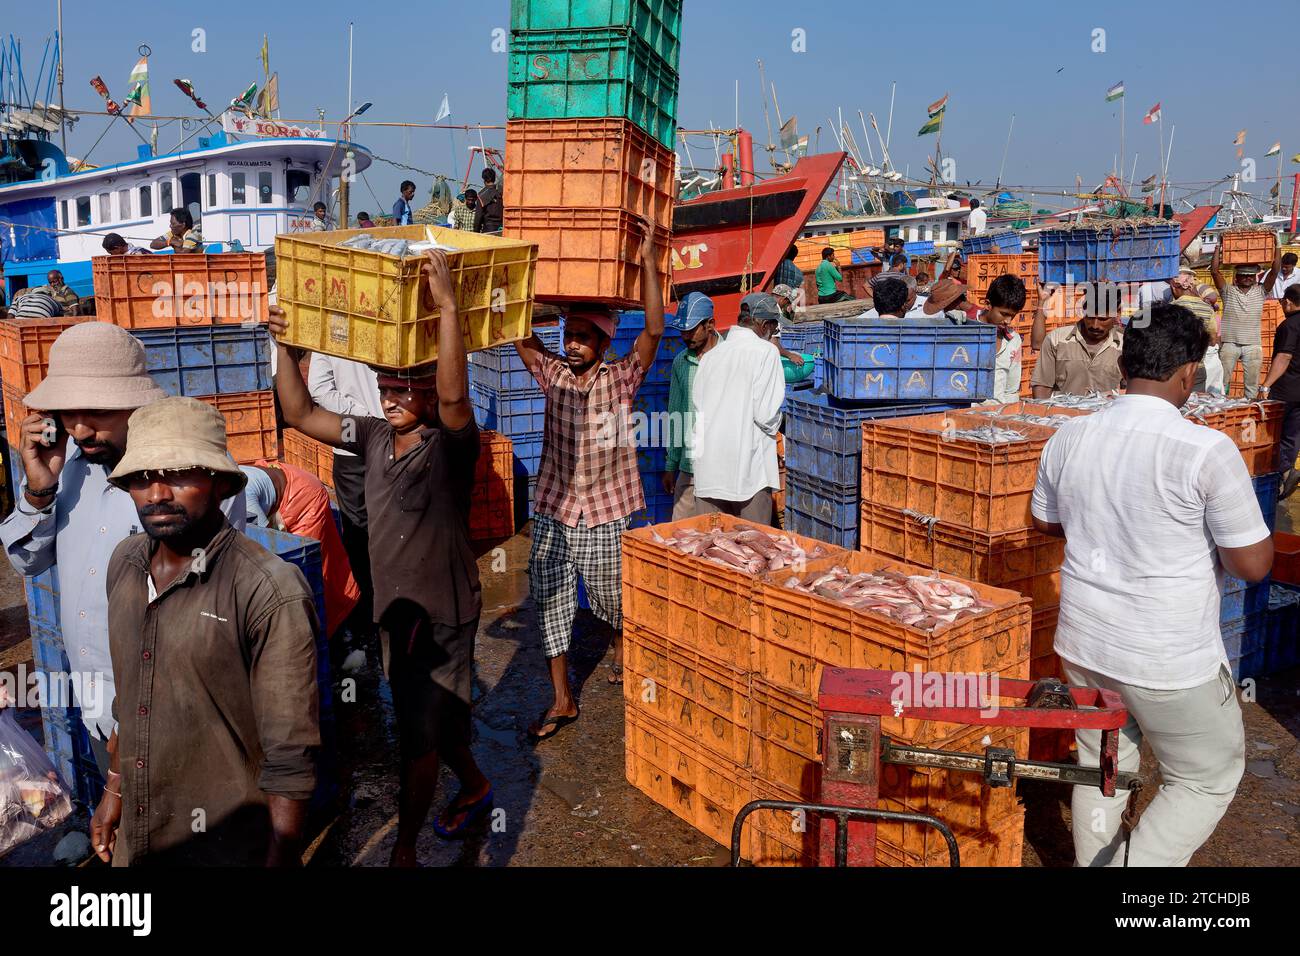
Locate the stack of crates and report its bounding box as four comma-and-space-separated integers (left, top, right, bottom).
621, 512, 1033, 866
781, 317, 993, 549
504, 0, 681, 306
1219, 472, 1280, 680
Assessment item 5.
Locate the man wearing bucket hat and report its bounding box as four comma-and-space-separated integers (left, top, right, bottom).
664, 292, 721, 521
1, 323, 245, 786
269, 249, 494, 866
87, 397, 320, 866
1211, 243, 1281, 400
690, 292, 785, 525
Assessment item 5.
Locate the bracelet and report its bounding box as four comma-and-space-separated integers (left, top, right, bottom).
103, 786, 121, 798
26, 485, 58, 498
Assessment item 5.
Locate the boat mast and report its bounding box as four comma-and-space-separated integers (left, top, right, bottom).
757, 60, 775, 171
56, 0, 65, 152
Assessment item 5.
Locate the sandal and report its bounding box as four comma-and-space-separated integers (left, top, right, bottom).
433, 786, 495, 840
528, 708, 580, 743
607, 662, 624, 685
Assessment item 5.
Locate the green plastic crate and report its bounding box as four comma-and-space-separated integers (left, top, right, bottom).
508, 29, 679, 149
509, 0, 682, 70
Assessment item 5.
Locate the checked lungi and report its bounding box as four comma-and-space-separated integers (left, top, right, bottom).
530, 514, 628, 659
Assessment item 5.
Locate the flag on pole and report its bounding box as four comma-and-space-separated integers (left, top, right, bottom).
256, 74, 279, 117
173, 79, 208, 111
1265, 141, 1281, 157
261, 35, 270, 77
926, 94, 949, 118
1292, 153, 1300, 164
435, 94, 451, 123
125, 56, 150, 123
779, 115, 799, 149
1106, 81, 1124, 101
917, 112, 943, 136
231, 82, 259, 112
1141, 174, 1158, 192
1142, 102, 1160, 125
1270, 181, 1280, 197
1233, 129, 1247, 146
794, 135, 809, 158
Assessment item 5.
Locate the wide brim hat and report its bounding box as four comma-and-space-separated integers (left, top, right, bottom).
24, 321, 168, 412
108, 396, 247, 492
923, 277, 968, 314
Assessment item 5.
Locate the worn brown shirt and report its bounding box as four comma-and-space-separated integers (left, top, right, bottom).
1031, 323, 1124, 395
339, 415, 481, 628
107, 522, 320, 866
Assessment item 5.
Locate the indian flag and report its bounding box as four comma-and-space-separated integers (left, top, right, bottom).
1106, 81, 1124, 101
927, 93, 948, 118
125, 56, 150, 121
1265, 142, 1281, 157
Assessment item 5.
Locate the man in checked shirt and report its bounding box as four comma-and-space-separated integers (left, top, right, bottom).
515, 230, 664, 741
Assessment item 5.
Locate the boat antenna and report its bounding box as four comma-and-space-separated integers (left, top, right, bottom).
346, 21, 354, 116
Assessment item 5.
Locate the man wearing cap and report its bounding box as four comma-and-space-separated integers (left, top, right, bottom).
515, 232, 664, 737
1171, 270, 1219, 392
1031, 285, 1125, 398
664, 292, 721, 520
768, 284, 810, 368
1212, 244, 1281, 400
90, 397, 320, 867
690, 292, 785, 525
1, 324, 246, 788
271, 250, 494, 865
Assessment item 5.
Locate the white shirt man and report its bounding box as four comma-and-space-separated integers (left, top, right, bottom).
689, 294, 785, 522
968, 204, 988, 236
1271, 259, 1300, 299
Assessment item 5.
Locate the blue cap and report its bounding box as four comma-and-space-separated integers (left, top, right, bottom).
670, 292, 714, 332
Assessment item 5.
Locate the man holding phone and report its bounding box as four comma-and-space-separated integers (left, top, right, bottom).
0, 323, 246, 788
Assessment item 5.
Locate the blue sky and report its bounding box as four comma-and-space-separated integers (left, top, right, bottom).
6, 0, 1292, 213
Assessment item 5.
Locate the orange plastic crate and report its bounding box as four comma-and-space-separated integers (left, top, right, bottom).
873, 806, 1026, 868
966, 253, 1039, 311
622, 513, 846, 672
1272, 531, 1300, 585
1019, 350, 1037, 398
860, 500, 1065, 611
862, 410, 1057, 535
1183, 400, 1283, 475
201, 390, 277, 463
1031, 606, 1060, 660
751, 551, 1031, 729
504, 206, 670, 308
1220, 230, 1278, 266
469, 430, 515, 544
2, 383, 32, 449
281, 428, 335, 490
503, 118, 675, 226
93, 253, 269, 328
0, 317, 91, 394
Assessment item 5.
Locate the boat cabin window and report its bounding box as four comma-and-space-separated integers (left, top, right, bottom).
946, 221, 959, 242
286, 169, 310, 205
207, 174, 217, 208
159, 179, 173, 212
98, 193, 111, 223
118, 189, 131, 221
231, 172, 246, 205
258, 171, 273, 204
75, 196, 91, 227
59, 200, 68, 230
139, 184, 152, 217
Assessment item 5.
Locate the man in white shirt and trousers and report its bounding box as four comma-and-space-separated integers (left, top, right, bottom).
688, 293, 786, 524
1032, 302, 1273, 867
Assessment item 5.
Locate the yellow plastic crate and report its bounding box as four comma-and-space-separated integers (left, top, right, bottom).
275, 225, 538, 368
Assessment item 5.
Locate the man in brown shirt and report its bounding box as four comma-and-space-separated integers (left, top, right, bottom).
1032, 292, 1124, 398
91, 397, 320, 866
270, 250, 493, 867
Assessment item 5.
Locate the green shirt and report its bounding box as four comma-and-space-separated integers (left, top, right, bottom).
666, 343, 706, 474
816, 260, 843, 297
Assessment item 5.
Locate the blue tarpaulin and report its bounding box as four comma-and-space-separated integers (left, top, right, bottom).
0, 196, 58, 263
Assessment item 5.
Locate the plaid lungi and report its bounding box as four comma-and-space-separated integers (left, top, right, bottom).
530, 514, 627, 659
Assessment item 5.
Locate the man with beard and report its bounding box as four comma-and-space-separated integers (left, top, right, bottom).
1, 323, 245, 786
90, 397, 319, 866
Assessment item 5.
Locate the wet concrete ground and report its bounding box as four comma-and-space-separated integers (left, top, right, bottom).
1, 515, 1297, 868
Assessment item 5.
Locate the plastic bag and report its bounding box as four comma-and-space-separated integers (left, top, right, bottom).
0, 709, 73, 858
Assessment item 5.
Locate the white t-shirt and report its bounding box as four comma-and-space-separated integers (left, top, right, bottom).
1271, 269, 1300, 300
1136, 281, 1172, 310
993, 330, 1023, 404
690, 325, 785, 501
1031, 394, 1269, 690
968, 207, 988, 235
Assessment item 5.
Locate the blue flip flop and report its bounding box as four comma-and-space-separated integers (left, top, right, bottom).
433, 787, 495, 840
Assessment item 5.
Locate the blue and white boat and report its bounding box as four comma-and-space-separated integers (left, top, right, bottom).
1, 129, 371, 302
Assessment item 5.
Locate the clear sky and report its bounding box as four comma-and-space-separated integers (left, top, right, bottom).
5, 0, 1293, 214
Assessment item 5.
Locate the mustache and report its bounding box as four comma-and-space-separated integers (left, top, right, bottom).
139, 503, 187, 518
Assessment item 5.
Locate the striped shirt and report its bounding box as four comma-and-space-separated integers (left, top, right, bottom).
10, 288, 64, 318
1218, 284, 1266, 346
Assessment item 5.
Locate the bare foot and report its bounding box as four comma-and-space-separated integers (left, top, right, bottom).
389, 844, 418, 868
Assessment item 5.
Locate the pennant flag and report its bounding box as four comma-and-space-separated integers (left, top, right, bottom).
1270, 181, 1280, 197
256, 73, 279, 117
779, 115, 799, 149
1106, 81, 1124, 101
1142, 102, 1161, 125
1265, 141, 1281, 157
435, 93, 451, 123
1233, 129, 1247, 146
927, 93, 949, 118
89, 76, 122, 115
261, 35, 270, 78
125, 56, 151, 123
173, 78, 208, 111
917, 112, 943, 136
150, 124, 159, 153
231, 81, 259, 111
794, 134, 809, 158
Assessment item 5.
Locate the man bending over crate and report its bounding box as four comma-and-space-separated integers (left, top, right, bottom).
514, 230, 664, 741
1031, 303, 1272, 867
268, 251, 493, 866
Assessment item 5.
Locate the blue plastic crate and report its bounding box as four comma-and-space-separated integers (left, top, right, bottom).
470, 360, 540, 394
627, 473, 674, 528
1226, 650, 1268, 683
904, 240, 935, 256
962, 231, 1022, 255
850, 248, 877, 265
784, 391, 967, 456
813, 356, 825, 391
785, 472, 858, 549
779, 322, 824, 356
632, 381, 670, 416
23, 566, 60, 632
30, 621, 70, 675
471, 383, 548, 435
131, 325, 272, 397
1221, 574, 1271, 623
1220, 612, 1268, 660
1254, 472, 1280, 531
1037, 223, 1180, 283
511, 430, 546, 474
823, 319, 997, 402
636, 444, 668, 473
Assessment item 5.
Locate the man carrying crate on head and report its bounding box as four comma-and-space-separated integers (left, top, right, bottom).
514, 231, 665, 742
